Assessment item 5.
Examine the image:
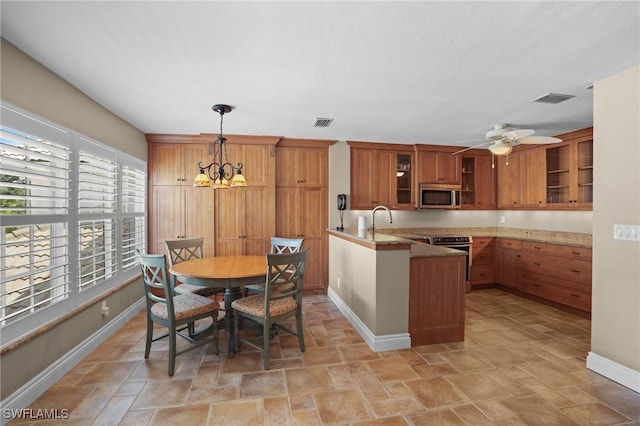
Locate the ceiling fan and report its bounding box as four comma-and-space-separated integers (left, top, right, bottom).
452, 123, 563, 156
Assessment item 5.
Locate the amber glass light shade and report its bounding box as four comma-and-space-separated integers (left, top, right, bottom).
194, 172, 211, 187
213, 177, 229, 189
230, 173, 247, 188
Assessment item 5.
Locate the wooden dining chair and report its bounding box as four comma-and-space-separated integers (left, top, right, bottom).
244, 236, 304, 296
232, 248, 310, 370
136, 249, 219, 376
164, 238, 224, 298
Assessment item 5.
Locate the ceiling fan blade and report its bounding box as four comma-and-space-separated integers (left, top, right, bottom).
503, 129, 535, 140
452, 141, 490, 155
454, 138, 485, 145
517, 135, 563, 144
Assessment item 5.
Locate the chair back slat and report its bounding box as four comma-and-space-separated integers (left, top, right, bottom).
265, 248, 310, 305
270, 237, 304, 254
136, 249, 174, 315
164, 238, 205, 266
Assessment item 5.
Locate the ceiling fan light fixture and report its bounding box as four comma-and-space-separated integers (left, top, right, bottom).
485, 123, 512, 141
488, 141, 513, 156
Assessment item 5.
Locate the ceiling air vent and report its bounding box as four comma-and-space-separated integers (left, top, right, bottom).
313, 118, 334, 128
531, 92, 576, 104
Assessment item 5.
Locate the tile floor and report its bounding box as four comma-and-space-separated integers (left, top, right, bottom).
13, 289, 640, 425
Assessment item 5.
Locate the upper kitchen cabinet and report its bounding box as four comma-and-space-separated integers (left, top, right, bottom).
276, 142, 328, 187
148, 134, 212, 186
496, 147, 546, 208
415, 146, 461, 185
545, 128, 593, 209
348, 142, 415, 210
461, 153, 496, 209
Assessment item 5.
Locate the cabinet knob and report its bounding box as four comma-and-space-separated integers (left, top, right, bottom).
534, 262, 541, 266
571, 269, 581, 273
571, 251, 581, 255
570, 293, 580, 298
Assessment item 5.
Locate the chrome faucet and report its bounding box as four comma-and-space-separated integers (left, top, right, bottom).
369, 205, 393, 233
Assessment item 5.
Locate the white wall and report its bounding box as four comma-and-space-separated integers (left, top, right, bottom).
588, 65, 640, 390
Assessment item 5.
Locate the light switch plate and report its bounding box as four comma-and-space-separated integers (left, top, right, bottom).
613, 224, 640, 241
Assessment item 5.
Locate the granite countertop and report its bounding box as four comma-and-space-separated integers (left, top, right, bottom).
376, 227, 592, 248
327, 228, 468, 257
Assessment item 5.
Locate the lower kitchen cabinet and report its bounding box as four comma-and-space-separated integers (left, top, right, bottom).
470, 237, 495, 287
409, 254, 466, 345
520, 241, 592, 313
497, 238, 521, 289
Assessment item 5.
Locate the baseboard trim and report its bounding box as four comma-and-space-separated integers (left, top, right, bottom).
586, 351, 640, 393
0, 299, 145, 424
327, 287, 411, 352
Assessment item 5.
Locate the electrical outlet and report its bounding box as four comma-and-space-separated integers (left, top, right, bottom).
500, 215, 506, 224
336, 277, 341, 288
613, 224, 640, 241
101, 300, 110, 317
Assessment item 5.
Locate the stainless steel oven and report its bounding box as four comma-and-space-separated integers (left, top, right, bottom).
424, 236, 473, 292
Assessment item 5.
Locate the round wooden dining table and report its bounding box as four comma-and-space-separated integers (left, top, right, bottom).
169, 255, 268, 354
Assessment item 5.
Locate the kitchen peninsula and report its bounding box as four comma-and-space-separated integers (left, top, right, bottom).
327, 229, 467, 351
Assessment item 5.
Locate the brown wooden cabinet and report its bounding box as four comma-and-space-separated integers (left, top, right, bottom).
461, 154, 496, 209
275, 139, 332, 293
147, 134, 278, 259
470, 237, 496, 287
348, 142, 415, 210
497, 238, 521, 289
497, 148, 546, 208
409, 254, 466, 345
545, 128, 593, 209
147, 135, 218, 255
416, 148, 461, 185
275, 145, 327, 187
150, 139, 208, 186
212, 141, 275, 256
520, 241, 592, 312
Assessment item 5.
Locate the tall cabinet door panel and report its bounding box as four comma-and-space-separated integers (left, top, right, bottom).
244, 187, 270, 255
214, 190, 243, 256
300, 188, 327, 291
183, 187, 216, 256
149, 186, 182, 254
275, 188, 300, 237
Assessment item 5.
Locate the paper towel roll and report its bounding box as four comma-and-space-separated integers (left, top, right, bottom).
357, 215, 367, 232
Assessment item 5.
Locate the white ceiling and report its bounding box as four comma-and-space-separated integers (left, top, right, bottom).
1, 1, 639, 147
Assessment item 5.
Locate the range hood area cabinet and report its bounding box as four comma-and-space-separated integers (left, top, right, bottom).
414, 145, 461, 185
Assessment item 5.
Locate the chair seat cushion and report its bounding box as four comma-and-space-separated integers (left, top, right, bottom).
231, 294, 297, 317
175, 283, 223, 296
151, 293, 219, 321
244, 281, 294, 294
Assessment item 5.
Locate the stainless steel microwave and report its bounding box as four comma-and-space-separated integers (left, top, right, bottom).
419, 184, 461, 209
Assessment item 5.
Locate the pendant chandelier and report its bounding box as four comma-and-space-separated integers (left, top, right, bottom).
194, 104, 247, 189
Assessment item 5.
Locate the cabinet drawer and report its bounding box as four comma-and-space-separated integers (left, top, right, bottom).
521, 271, 591, 312
472, 237, 496, 265
522, 241, 592, 261
472, 251, 495, 265
471, 264, 495, 284
499, 239, 522, 250
521, 252, 591, 286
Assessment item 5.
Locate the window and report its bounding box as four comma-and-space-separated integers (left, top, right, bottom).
0, 104, 146, 346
